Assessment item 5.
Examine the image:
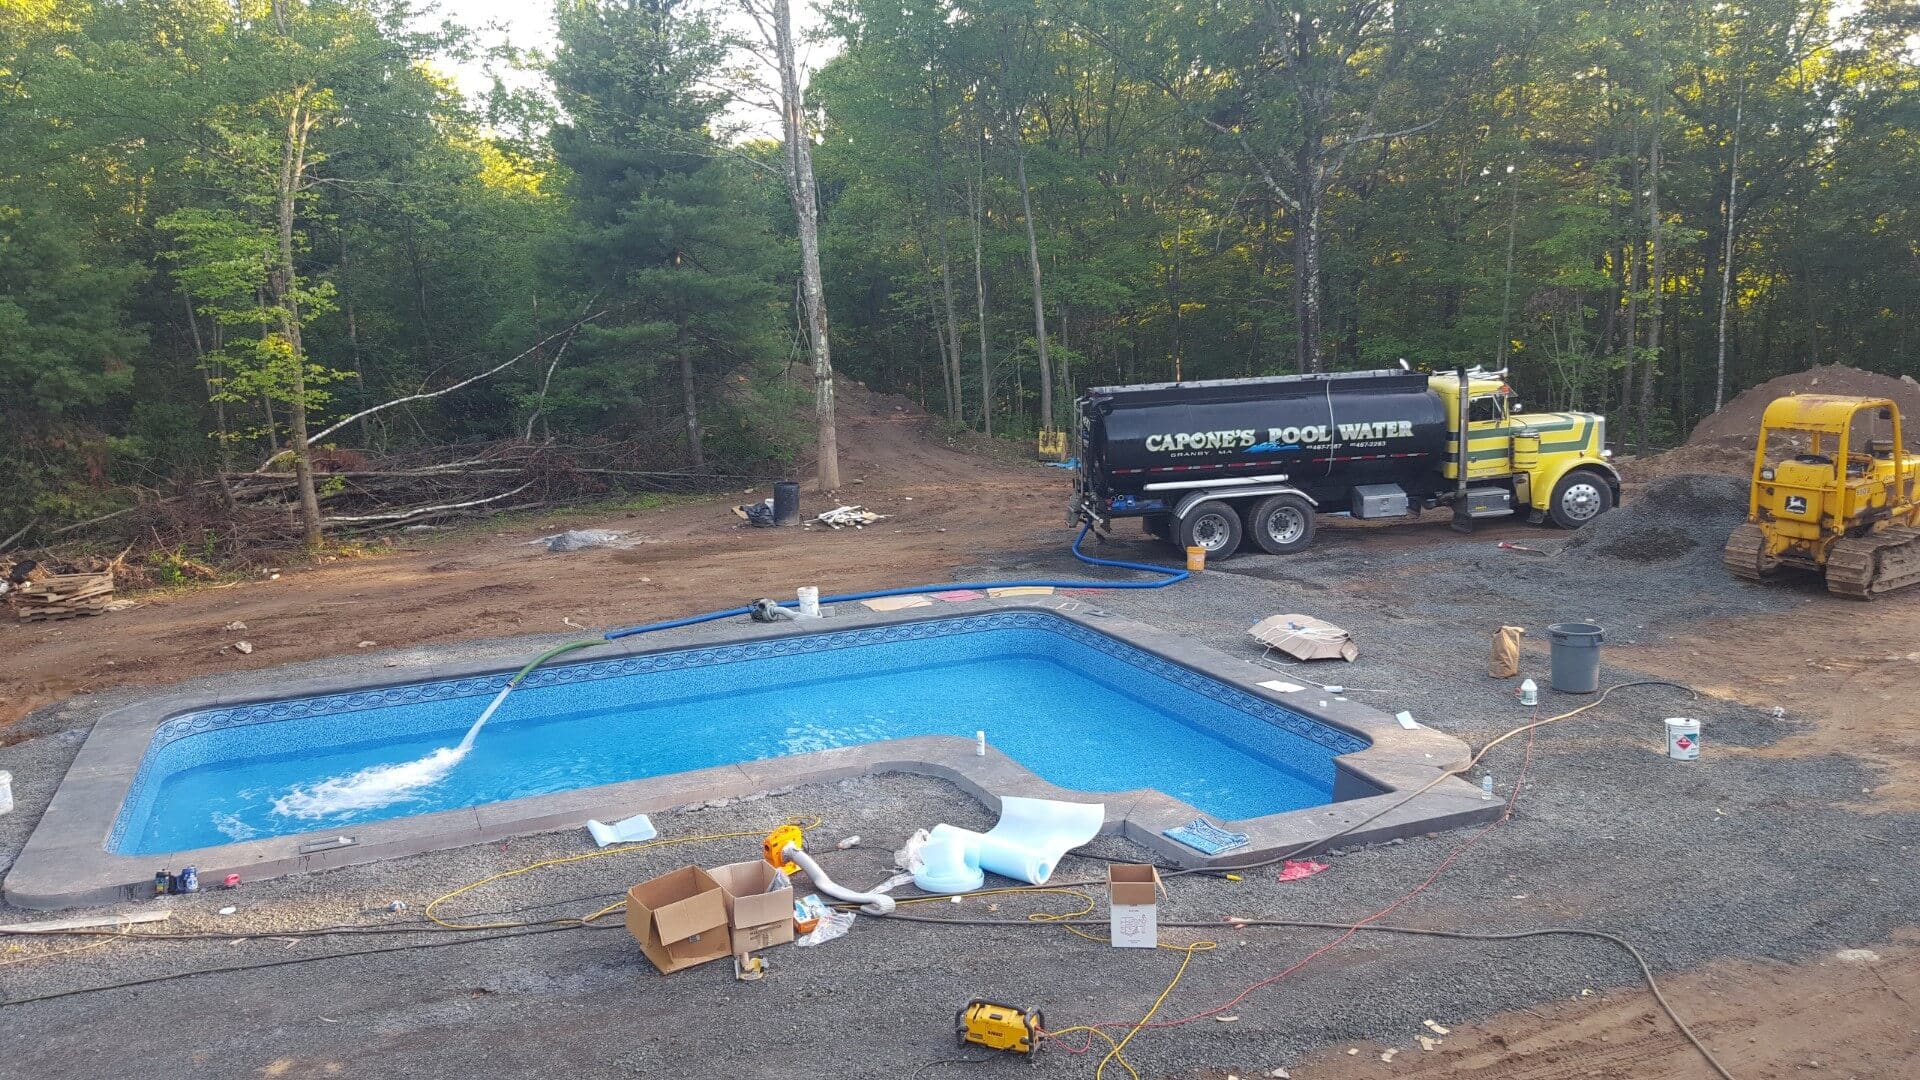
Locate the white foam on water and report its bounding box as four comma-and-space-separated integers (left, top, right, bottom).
270, 684, 514, 820
212, 811, 259, 841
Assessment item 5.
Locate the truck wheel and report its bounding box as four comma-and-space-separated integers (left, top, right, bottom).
1247, 494, 1317, 555
1143, 515, 1172, 541
1549, 470, 1614, 529
1177, 501, 1242, 560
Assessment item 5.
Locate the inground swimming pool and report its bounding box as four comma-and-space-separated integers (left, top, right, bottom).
111, 611, 1370, 855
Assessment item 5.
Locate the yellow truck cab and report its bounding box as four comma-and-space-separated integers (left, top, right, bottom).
1430, 372, 1620, 528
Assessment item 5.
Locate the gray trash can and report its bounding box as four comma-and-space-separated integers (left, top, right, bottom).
1546, 622, 1605, 694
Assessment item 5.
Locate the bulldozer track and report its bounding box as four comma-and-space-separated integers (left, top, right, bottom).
1826, 525, 1920, 598
1722, 523, 1774, 582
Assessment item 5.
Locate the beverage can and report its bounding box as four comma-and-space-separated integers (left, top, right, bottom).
179, 866, 200, 893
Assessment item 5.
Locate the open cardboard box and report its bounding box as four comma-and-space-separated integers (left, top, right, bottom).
708, 859, 796, 953
1108, 863, 1161, 949
625, 865, 731, 974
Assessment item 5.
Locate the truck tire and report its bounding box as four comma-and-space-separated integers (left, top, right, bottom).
1143, 514, 1172, 541
1177, 501, 1242, 560
1246, 494, 1317, 555
1548, 469, 1614, 529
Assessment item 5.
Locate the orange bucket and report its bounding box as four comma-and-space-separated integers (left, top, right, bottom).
1185, 546, 1207, 572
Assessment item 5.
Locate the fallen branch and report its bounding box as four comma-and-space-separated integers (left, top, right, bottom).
278, 311, 608, 468
321, 481, 537, 524
0, 517, 37, 553
47, 506, 139, 538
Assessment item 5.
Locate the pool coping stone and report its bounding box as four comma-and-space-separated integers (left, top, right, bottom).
6, 597, 1497, 909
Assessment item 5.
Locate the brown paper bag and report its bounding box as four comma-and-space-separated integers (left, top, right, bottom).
1489, 625, 1525, 678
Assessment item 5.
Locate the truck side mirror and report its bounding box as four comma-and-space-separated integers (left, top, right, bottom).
1511, 402, 1525, 414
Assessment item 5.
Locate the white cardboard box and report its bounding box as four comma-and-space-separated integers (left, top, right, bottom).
1108, 864, 1160, 949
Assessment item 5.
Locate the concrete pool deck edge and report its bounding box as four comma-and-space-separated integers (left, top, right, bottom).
6, 598, 1497, 909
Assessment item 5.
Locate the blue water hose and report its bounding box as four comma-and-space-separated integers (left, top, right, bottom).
602, 524, 1185, 642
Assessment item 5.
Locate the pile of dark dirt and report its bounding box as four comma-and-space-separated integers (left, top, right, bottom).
1687, 364, 1920, 448
1564, 472, 1750, 565
1625, 364, 1920, 479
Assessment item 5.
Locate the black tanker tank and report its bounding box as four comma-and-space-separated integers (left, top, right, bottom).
1078, 370, 1450, 501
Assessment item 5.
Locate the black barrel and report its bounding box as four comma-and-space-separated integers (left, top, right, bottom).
772, 481, 801, 526
1081, 370, 1449, 496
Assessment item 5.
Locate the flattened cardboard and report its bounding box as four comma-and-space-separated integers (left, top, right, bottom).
1249, 613, 1359, 662
625, 865, 731, 974
709, 860, 796, 953
1108, 864, 1160, 949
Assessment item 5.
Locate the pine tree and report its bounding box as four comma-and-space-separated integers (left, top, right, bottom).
549, 0, 781, 465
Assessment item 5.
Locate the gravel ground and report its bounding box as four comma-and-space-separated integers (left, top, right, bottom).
1, 524, 1915, 1080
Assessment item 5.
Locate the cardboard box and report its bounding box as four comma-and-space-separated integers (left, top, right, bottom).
625, 865, 731, 974
708, 859, 796, 954
1108, 864, 1161, 949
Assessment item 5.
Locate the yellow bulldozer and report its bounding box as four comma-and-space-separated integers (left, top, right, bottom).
1723, 394, 1920, 598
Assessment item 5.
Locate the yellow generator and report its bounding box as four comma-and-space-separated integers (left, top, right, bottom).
956, 999, 1043, 1054
1723, 395, 1920, 598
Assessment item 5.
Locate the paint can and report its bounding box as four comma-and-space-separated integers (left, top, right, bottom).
1185, 546, 1207, 572
796, 586, 820, 618
1664, 717, 1700, 761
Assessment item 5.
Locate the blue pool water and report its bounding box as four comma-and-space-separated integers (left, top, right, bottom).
111, 612, 1369, 855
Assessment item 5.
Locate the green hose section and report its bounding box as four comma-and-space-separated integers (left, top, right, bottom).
506, 638, 606, 687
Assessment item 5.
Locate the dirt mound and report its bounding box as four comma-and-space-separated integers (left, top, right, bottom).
1565, 472, 1749, 565
1687, 364, 1920, 448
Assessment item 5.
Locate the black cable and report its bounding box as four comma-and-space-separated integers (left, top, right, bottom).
0, 923, 585, 1007
871, 911, 1734, 1080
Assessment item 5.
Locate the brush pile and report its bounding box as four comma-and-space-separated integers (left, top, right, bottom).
6, 438, 768, 567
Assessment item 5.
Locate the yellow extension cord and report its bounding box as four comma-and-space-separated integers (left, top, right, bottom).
886, 884, 1218, 1080
423, 816, 822, 930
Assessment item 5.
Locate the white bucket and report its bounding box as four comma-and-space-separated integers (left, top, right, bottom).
796, 586, 820, 618
1665, 718, 1700, 761
0, 770, 12, 816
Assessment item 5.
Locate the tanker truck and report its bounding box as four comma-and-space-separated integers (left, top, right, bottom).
1071, 367, 1621, 558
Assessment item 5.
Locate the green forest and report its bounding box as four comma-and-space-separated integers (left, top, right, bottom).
3, 0, 1917, 550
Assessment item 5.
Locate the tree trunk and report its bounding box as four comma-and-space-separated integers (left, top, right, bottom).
1714, 79, 1743, 412
1639, 72, 1665, 453
272, 93, 322, 549
1621, 120, 1641, 425
1058, 302, 1071, 416
773, 0, 837, 491
930, 74, 965, 425
969, 164, 992, 436
182, 292, 237, 512
1495, 165, 1522, 368
1012, 143, 1052, 429
1298, 196, 1326, 373
677, 317, 703, 467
